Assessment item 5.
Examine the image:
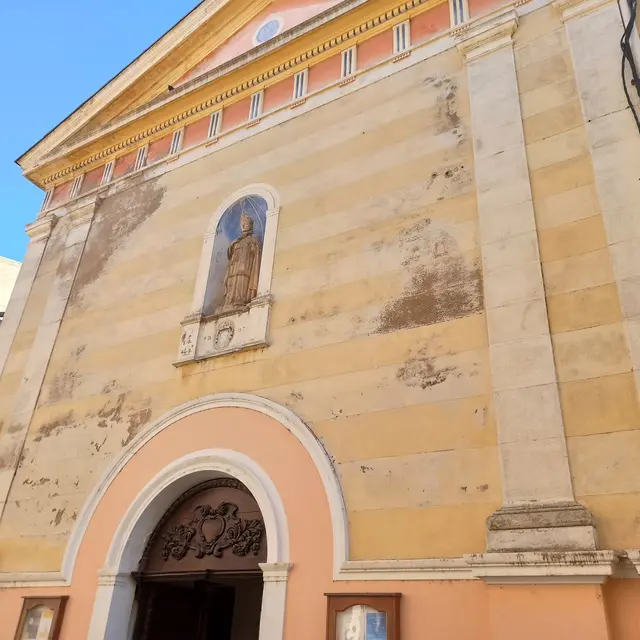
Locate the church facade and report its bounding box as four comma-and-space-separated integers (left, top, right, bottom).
1, 0, 640, 637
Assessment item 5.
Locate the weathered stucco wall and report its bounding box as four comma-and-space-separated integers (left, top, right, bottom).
0, 45, 501, 572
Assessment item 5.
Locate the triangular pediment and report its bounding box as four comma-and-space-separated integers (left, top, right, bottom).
18, 0, 344, 178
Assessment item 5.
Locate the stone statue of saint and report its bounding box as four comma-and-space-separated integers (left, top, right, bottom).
217, 213, 262, 313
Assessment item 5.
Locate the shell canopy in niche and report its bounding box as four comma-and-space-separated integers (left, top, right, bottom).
205, 195, 267, 315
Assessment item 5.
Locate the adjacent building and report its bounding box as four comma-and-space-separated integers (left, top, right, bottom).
1, 0, 640, 638
0, 257, 20, 323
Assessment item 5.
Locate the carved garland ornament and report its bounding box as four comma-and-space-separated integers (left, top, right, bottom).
161, 501, 264, 561
139, 477, 264, 569
43, 0, 445, 186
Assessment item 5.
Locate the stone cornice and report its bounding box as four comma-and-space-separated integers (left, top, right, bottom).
17, 0, 258, 172
455, 5, 518, 60
42, 0, 371, 168
0, 550, 624, 586
34, 0, 446, 189
465, 550, 620, 584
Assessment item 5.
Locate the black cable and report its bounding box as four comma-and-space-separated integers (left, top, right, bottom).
619, 0, 640, 133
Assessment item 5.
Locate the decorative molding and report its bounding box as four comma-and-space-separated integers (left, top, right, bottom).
338, 558, 473, 581
38, 0, 447, 187
36, 27, 455, 222
17, 0, 270, 172
0, 550, 628, 587
161, 501, 264, 561
260, 562, 293, 582
465, 551, 619, 584
455, 6, 518, 60
96, 571, 131, 588
139, 477, 258, 568
0, 572, 67, 588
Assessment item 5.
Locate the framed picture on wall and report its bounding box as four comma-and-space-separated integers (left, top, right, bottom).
13, 597, 68, 640
326, 593, 401, 640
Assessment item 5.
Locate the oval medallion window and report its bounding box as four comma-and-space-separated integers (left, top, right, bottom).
254, 17, 283, 45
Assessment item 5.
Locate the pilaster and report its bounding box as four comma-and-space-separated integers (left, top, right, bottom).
456, 7, 595, 552
0, 215, 56, 380
0, 196, 100, 519
259, 562, 292, 640
554, 0, 640, 401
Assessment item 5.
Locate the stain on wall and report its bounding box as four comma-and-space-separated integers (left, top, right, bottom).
71, 179, 166, 299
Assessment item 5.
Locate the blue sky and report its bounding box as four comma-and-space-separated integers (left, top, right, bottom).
0, 1, 200, 262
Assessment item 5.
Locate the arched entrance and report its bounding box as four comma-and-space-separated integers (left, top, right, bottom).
87, 449, 292, 640
131, 477, 266, 640
73, 394, 347, 640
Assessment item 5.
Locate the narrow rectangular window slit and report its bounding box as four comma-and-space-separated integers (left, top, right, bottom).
70, 175, 84, 199
293, 69, 308, 100
170, 129, 184, 155
134, 145, 149, 171
393, 21, 410, 54
41, 188, 54, 212
101, 160, 115, 185
249, 92, 263, 120
341, 47, 356, 78
208, 110, 222, 138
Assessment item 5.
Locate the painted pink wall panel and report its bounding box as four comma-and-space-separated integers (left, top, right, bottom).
469, 0, 504, 17
604, 580, 640, 640
147, 133, 173, 165
79, 165, 104, 195
411, 3, 450, 44
307, 53, 341, 93
49, 180, 73, 209
113, 150, 138, 180
357, 29, 394, 70
184, 115, 212, 147
177, 0, 342, 86
263, 76, 295, 112
221, 97, 250, 131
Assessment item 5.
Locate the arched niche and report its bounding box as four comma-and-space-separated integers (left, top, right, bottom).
203, 195, 268, 316
175, 184, 280, 366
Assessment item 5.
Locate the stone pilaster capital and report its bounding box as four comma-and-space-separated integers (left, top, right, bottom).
25, 214, 57, 242
455, 7, 518, 61
66, 189, 106, 227
96, 570, 132, 588
553, 0, 615, 21
486, 502, 598, 553
259, 562, 293, 582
